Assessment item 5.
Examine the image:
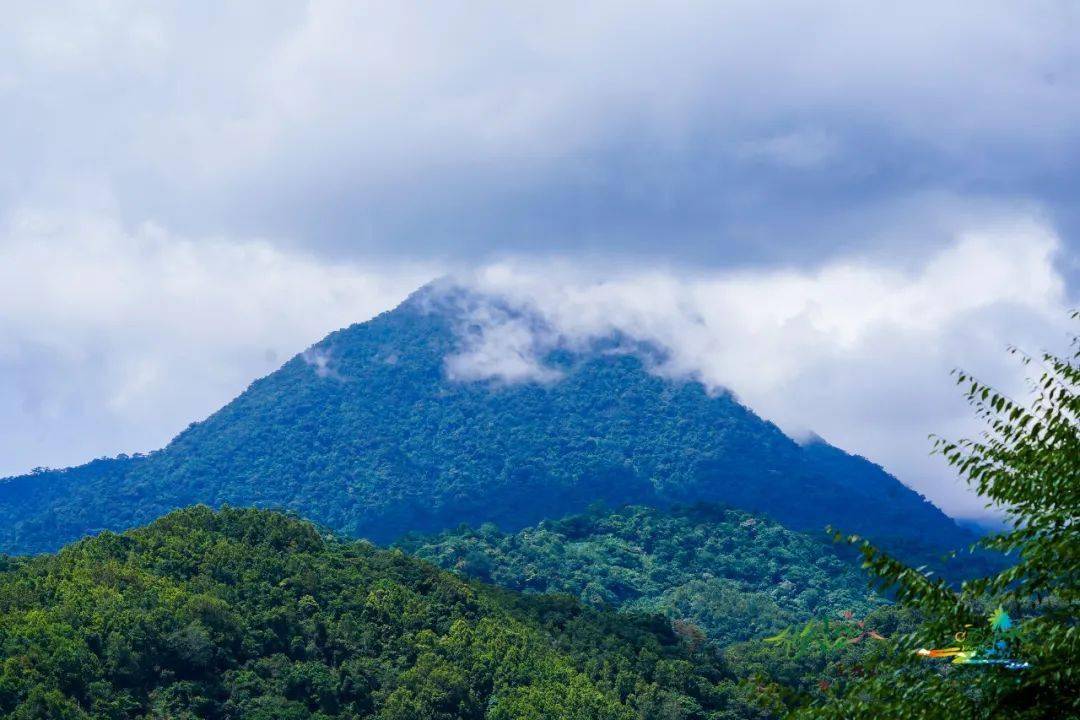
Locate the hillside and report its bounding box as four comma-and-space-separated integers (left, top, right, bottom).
400, 504, 879, 648
0, 283, 971, 556
0, 506, 744, 719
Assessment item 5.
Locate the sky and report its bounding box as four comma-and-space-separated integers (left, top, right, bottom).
1, 1, 1078, 517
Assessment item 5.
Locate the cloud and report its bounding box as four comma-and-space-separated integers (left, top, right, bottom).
735, 131, 840, 169
0, 205, 1072, 519
444, 215, 1074, 517
440, 297, 565, 385
2, 2, 1078, 266
301, 347, 345, 380
0, 208, 438, 477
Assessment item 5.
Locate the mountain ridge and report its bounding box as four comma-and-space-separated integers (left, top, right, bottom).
0, 283, 971, 557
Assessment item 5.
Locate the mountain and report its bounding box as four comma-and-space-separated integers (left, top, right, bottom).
0, 282, 972, 557
400, 504, 879, 648
954, 516, 1012, 536
0, 506, 738, 719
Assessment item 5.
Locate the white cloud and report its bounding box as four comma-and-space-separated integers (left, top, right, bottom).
0, 206, 1072, 520
443, 301, 564, 385
301, 347, 344, 381
449, 216, 1073, 517
0, 209, 438, 477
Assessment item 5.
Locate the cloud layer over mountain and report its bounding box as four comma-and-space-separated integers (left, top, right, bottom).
2, 210, 1072, 517
2, 2, 1078, 517
444, 219, 1072, 516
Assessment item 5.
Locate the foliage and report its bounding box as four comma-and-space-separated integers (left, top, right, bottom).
0, 286, 972, 560
401, 504, 878, 648
404, 503, 930, 717
726, 604, 921, 713
0, 505, 756, 719
798, 317, 1080, 719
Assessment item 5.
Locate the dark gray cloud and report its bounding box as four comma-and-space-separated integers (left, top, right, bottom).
3, 1, 1079, 271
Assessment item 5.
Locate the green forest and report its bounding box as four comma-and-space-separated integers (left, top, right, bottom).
0, 506, 748, 719
401, 504, 877, 647
0, 302, 1075, 719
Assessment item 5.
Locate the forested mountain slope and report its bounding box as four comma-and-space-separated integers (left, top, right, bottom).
0, 284, 971, 556
401, 504, 878, 648
0, 506, 743, 719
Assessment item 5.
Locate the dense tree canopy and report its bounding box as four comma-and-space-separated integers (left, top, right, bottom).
401, 504, 938, 717
0, 506, 770, 719
401, 504, 878, 648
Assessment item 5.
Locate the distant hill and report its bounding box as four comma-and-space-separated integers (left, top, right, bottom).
954, 516, 1012, 536
0, 506, 735, 718
0, 283, 972, 557
400, 504, 880, 648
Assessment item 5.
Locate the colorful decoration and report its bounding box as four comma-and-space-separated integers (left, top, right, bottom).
763, 607, 1030, 671
915, 607, 1030, 670
764, 610, 887, 658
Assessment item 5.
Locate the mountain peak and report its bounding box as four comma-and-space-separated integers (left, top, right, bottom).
0, 282, 972, 558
